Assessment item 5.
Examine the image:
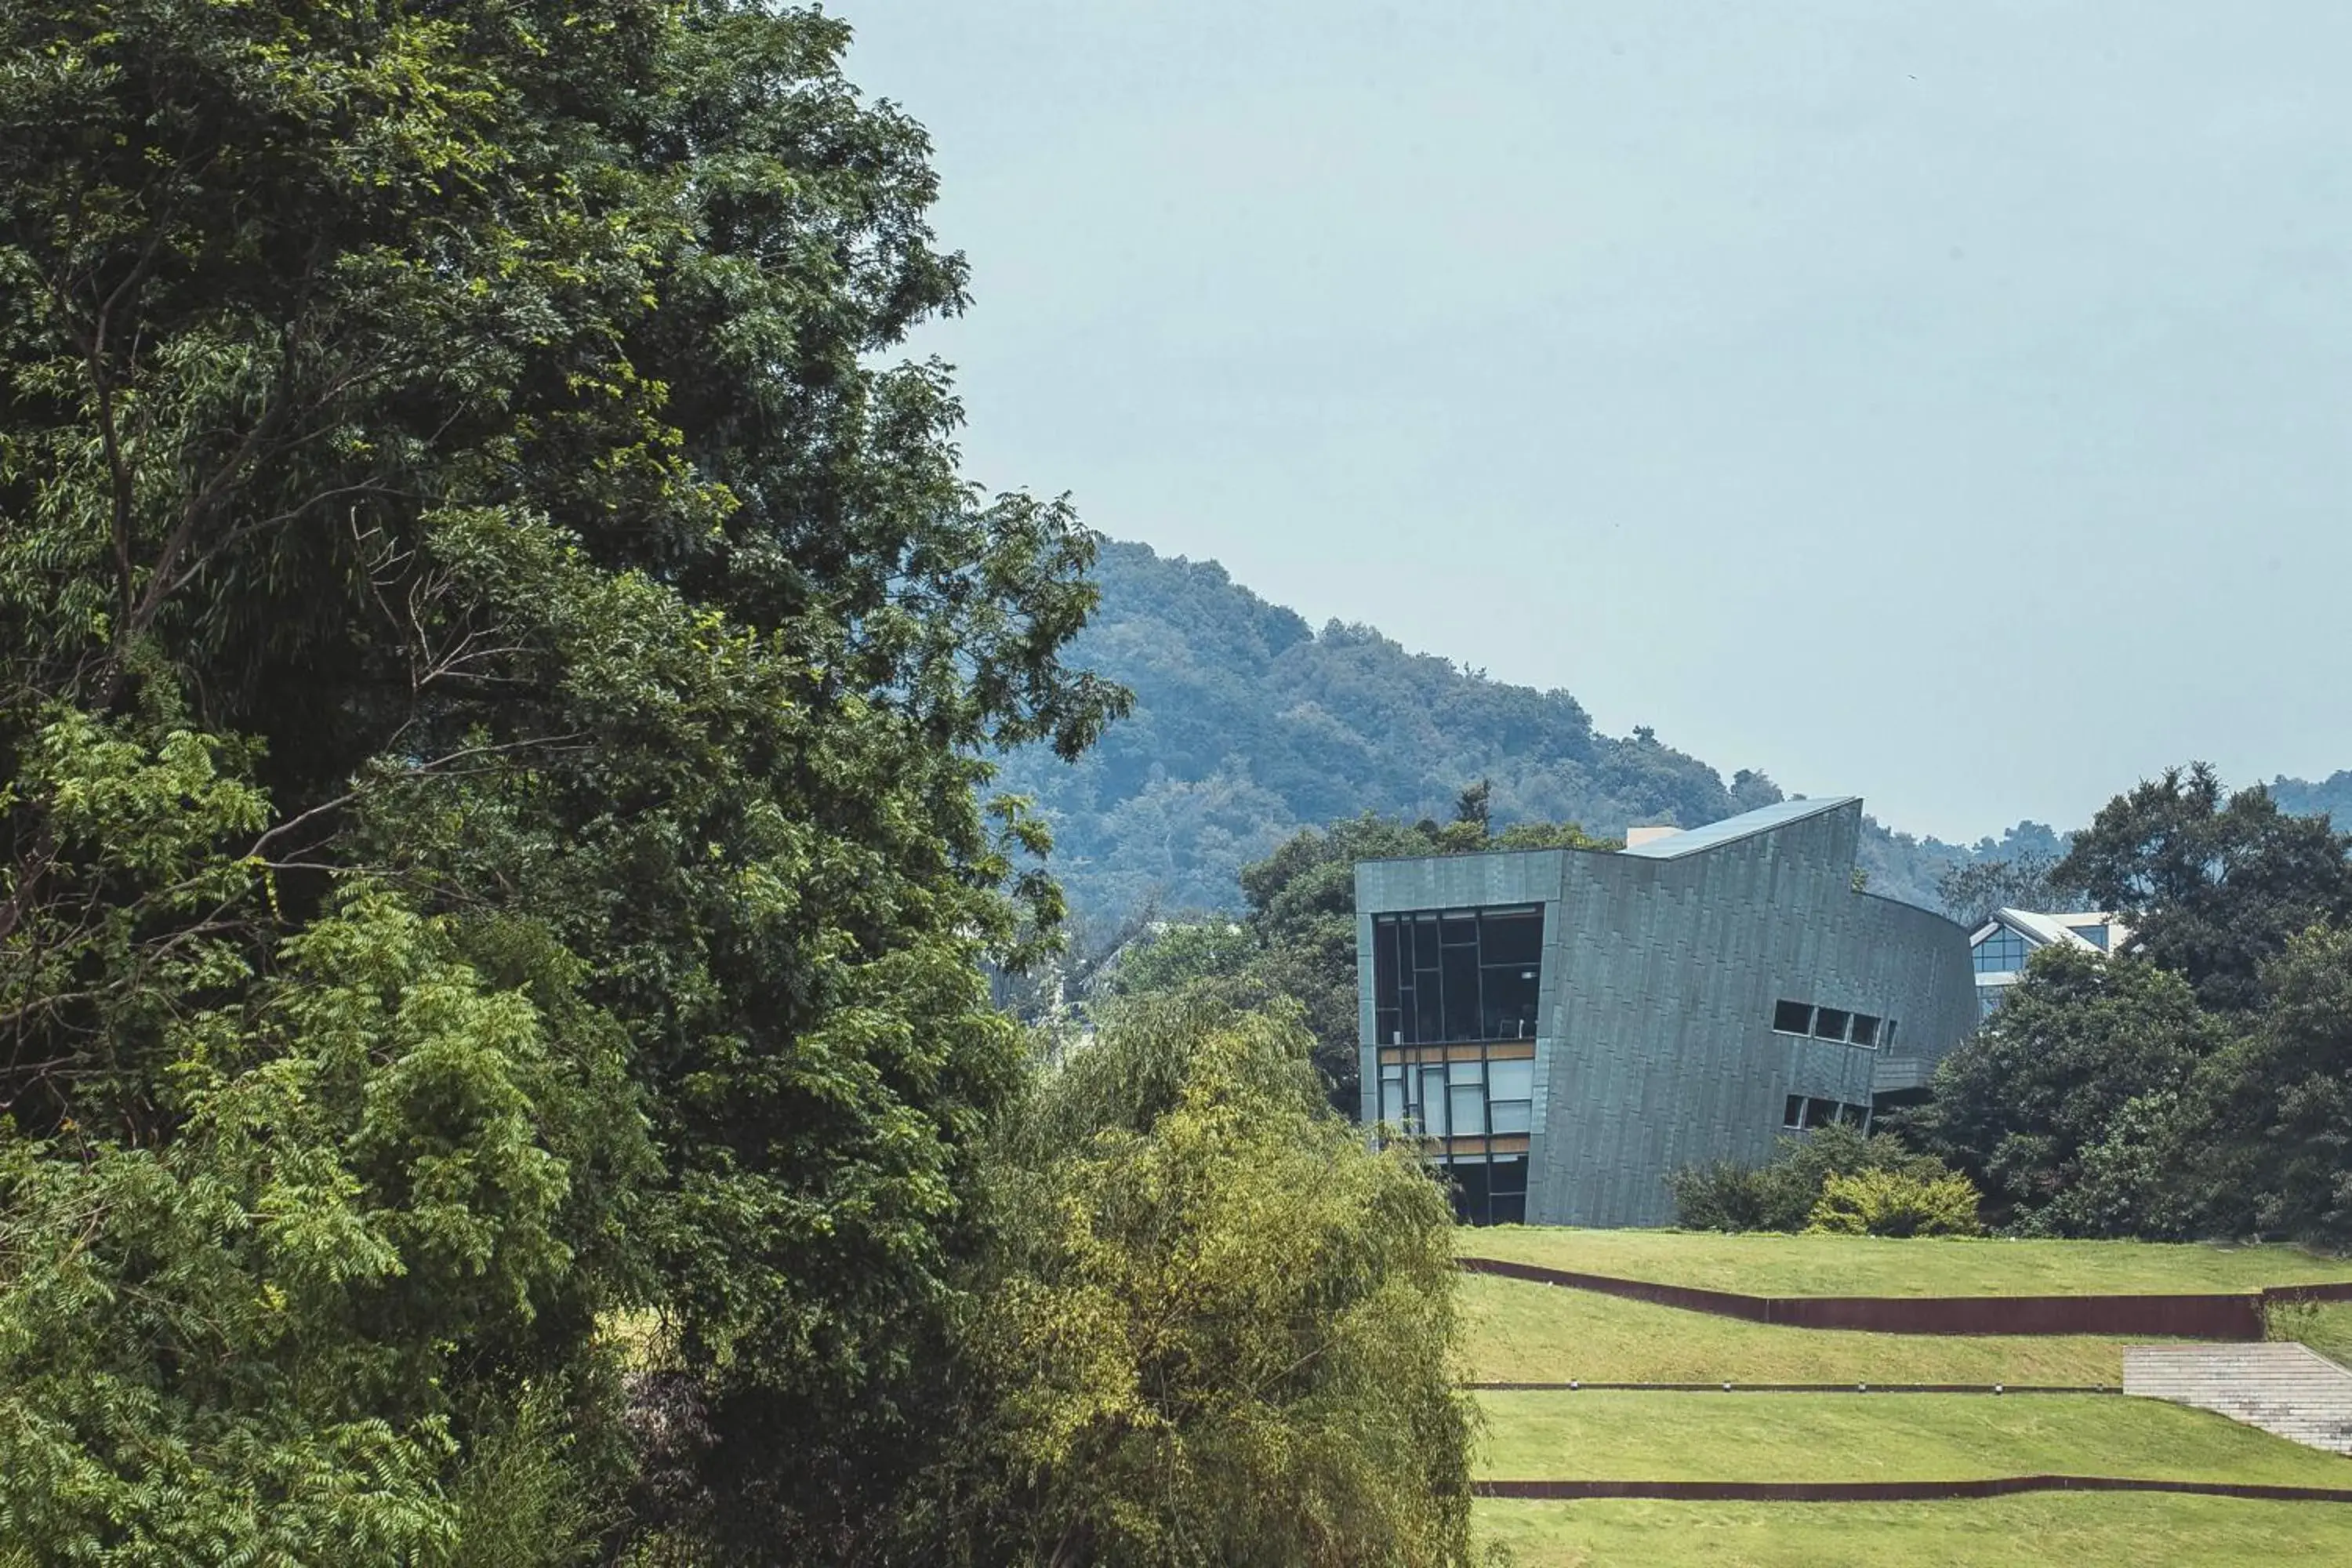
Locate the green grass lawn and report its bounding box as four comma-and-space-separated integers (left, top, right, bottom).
1474, 1390, 2352, 1486
2270, 1300, 2352, 1367
1474, 1494, 2352, 1568
1462, 1274, 2131, 1385
1464, 1225, 2351, 1298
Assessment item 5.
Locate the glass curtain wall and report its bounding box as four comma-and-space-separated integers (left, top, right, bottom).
1372, 906, 1543, 1046
1370, 905, 1544, 1223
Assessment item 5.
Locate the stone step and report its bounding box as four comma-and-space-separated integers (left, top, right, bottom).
2123, 1342, 2352, 1456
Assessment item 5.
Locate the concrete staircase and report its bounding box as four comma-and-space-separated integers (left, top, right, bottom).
2125, 1342, 2352, 1455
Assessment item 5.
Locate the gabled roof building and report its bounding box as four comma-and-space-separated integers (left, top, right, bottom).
1356, 797, 1976, 1227
1969, 908, 2129, 1019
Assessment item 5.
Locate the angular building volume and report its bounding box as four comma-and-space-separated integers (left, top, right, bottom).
1356, 797, 1976, 1227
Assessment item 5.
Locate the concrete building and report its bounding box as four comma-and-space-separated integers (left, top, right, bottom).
1356, 797, 1976, 1227
1969, 908, 2129, 1019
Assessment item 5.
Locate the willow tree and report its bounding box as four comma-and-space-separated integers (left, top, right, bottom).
935, 993, 1480, 1568
0, 2, 1120, 1559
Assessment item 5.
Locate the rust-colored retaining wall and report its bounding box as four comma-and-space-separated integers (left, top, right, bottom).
1457, 1254, 2352, 1339
1475, 1475, 2352, 1503
1471, 1381, 2115, 1393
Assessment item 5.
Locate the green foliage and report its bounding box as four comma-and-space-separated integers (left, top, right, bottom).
1912, 948, 2222, 1236
2056, 764, 2352, 1011
0, 0, 1122, 1558
1668, 1123, 1962, 1234
0, 884, 606, 1563
1806, 1167, 1984, 1237
992, 543, 1822, 915
933, 993, 1481, 1567
1103, 919, 1255, 998
2173, 924, 2352, 1243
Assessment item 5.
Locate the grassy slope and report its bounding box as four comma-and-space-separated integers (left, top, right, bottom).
1475, 1494, 2352, 1568
1475, 1390, 2352, 1485
1465, 1226, 2352, 1297
1462, 1274, 2129, 1385
2270, 1301, 2352, 1367
1461, 1228, 2352, 1565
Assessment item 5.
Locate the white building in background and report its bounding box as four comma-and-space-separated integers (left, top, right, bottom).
1969, 909, 2132, 1019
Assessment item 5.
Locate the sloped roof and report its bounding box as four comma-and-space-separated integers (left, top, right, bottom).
1977, 908, 2120, 953
1617, 796, 1860, 859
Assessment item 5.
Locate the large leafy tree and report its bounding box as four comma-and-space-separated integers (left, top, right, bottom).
2175, 924, 2352, 1243
2056, 764, 2352, 1011
1911, 947, 2223, 1236
1, 2, 1120, 1559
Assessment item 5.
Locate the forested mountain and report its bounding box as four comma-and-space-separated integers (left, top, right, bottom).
1000, 541, 2039, 916
2269, 771, 2352, 824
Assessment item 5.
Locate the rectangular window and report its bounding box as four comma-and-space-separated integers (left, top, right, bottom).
1481, 908, 1543, 964
1449, 1083, 1486, 1138
1440, 944, 1481, 1040
1447, 1060, 1483, 1086
1773, 1000, 1813, 1034
1973, 929, 2031, 974
1481, 963, 1541, 1040
1805, 1097, 1840, 1129
1380, 1082, 1405, 1123
1813, 1007, 1850, 1042
1487, 1059, 1534, 1102
1849, 1014, 1880, 1047
1488, 1099, 1532, 1135
1418, 1068, 1449, 1137
1412, 982, 1443, 1044
1784, 1094, 1806, 1129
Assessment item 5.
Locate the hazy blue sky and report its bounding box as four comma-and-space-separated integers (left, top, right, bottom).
833, 1, 2352, 842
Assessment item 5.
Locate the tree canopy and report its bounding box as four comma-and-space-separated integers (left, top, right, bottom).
1, 2, 1122, 1557
2056, 764, 2352, 1011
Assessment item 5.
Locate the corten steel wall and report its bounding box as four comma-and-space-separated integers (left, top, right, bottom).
1357, 800, 1977, 1227
1457, 1255, 2278, 1338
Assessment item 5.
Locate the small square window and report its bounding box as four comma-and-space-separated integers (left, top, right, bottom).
1773, 1000, 1813, 1034
1813, 1007, 1851, 1043
1849, 1014, 1879, 1047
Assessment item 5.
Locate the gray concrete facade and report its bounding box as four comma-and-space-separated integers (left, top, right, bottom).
1356, 797, 1977, 1227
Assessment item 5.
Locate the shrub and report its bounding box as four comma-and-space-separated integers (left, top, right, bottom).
1806, 1168, 1985, 1237
1665, 1162, 1787, 1232
1669, 1123, 1974, 1233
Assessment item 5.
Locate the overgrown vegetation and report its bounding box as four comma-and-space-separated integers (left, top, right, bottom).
0, 5, 1475, 1563
935, 993, 1479, 1566
1912, 769, 2352, 1248
1668, 1125, 1980, 1236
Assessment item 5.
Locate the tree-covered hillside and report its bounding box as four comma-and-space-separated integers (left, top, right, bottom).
2269, 771, 2352, 824
998, 541, 2031, 916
